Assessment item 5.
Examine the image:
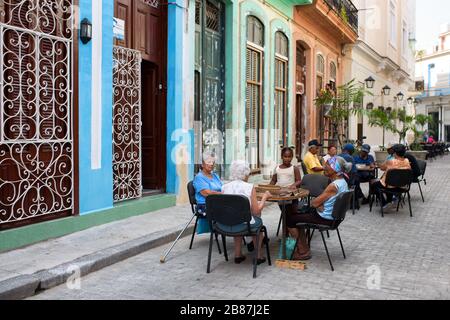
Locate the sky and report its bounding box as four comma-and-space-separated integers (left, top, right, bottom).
416, 0, 450, 51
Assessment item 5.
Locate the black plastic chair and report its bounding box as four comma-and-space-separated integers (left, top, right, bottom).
369, 169, 413, 217
297, 174, 331, 239
294, 190, 353, 271
300, 174, 330, 201
187, 181, 221, 254
300, 161, 308, 176
205, 194, 271, 278
413, 160, 427, 203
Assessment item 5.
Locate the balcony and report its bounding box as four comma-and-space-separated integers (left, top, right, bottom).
323, 0, 358, 33
295, 0, 359, 45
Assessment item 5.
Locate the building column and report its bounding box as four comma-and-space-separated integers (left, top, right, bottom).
166, 0, 189, 197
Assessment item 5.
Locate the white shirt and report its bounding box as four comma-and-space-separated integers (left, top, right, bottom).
275, 165, 295, 187
222, 180, 255, 223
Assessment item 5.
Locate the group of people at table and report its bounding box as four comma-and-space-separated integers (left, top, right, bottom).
193, 139, 420, 266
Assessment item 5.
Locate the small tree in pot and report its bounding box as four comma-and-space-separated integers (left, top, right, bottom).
367, 108, 396, 150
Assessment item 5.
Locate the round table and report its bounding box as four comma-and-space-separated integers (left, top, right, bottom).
257, 187, 310, 260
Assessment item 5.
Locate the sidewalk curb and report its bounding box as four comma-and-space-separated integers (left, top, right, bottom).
0, 224, 195, 299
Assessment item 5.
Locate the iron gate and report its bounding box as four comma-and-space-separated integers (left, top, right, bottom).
112, 46, 142, 202
0, 0, 74, 226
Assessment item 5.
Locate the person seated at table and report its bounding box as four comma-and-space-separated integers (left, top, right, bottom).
386, 142, 397, 161
353, 144, 376, 204
404, 151, 421, 183
322, 145, 337, 164
427, 135, 436, 144
287, 156, 351, 260
369, 144, 411, 209
221, 160, 272, 264
303, 139, 324, 175
193, 151, 223, 215
339, 143, 357, 187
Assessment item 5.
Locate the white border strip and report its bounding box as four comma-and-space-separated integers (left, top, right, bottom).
91, 0, 103, 169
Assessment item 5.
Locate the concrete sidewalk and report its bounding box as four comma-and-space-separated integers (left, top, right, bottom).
0, 203, 205, 299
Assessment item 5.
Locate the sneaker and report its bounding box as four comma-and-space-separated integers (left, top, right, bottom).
382, 202, 392, 210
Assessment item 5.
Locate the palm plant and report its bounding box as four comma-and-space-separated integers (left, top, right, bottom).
315, 79, 372, 147
367, 108, 396, 150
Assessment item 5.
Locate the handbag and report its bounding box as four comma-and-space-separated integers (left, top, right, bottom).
278, 237, 297, 260
196, 217, 211, 234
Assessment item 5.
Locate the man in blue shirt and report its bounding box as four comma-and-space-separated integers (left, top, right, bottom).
353, 144, 376, 204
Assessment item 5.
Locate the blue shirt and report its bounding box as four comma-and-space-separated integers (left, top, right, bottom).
193, 171, 223, 205
354, 154, 375, 166
318, 179, 349, 220
338, 153, 356, 173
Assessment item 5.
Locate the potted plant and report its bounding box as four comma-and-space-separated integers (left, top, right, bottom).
315, 88, 334, 116
314, 79, 372, 148
367, 108, 396, 163
408, 114, 433, 160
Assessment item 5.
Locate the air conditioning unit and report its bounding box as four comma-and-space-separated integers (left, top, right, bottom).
296, 82, 305, 95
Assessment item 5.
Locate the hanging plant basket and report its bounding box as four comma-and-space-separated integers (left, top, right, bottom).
323, 103, 333, 117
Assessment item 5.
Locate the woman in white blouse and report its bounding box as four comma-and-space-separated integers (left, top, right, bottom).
221, 160, 271, 264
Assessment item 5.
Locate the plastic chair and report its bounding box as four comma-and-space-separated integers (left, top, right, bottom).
369, 169, 414, 217
205, 194, 271, 278
294, 190, 353, 271
413, 160, 427, 203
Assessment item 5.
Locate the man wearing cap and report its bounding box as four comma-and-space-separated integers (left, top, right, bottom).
339, 143, 357, 179
353, 144, 376, 204
303, 140, 324, 175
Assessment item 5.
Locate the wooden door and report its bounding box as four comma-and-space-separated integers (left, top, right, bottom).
295, 43, 306, 161
194, 0, 225, 174
0, 1, 75, 229
114, 0, 167, 191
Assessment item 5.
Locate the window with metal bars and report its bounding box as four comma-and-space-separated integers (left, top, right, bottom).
246, 16, 264, 170
206, 1, 219, 32
274, 32, 288, 147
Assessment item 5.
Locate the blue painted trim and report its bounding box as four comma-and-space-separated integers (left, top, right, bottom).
166, 0, 185, 194
78, 0, 114, 214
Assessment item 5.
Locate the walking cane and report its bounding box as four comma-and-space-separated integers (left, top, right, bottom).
160, 214, 197, 263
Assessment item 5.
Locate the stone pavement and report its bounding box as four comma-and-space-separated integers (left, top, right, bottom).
28, 156, 450, 300
0, 202, 199, 298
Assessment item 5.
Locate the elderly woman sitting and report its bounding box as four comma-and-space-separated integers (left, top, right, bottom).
287, 156, 351, 260
221, 160, 271, 264
193, 151, 223, 215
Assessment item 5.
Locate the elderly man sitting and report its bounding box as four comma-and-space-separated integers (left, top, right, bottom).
354, 144, 376, 204
221, 160, 271, 265
303, 139, 324, 175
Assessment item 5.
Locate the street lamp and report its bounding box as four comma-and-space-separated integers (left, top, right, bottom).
407, 97, 414, 105
396, 92, 404, 101
382, 85, 391, 96
365, 76, 375, 89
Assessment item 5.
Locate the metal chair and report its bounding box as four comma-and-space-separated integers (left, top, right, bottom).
369, 169, 414, 217
187, 181, 221, 253
294, 190, 353, 271
206, 194, 271, 278
299, 174, 331, 239
413, 160, 427, 203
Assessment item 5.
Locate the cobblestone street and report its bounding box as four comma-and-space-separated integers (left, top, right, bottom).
30, 156, 450, 300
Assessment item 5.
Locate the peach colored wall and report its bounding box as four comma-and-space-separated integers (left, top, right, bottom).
292, 8, 344, 153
